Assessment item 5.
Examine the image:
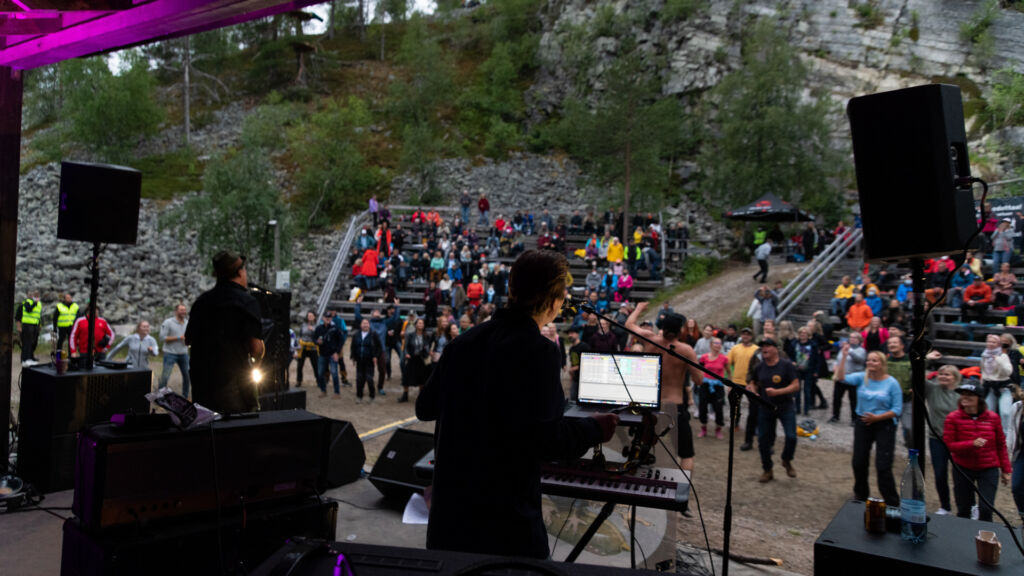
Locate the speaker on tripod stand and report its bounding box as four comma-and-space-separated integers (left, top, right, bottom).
847, 84, 976, 263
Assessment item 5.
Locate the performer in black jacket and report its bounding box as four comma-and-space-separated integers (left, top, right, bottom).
416, 250, 617, 559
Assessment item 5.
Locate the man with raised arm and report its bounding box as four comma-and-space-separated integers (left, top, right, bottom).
626, 301, 705, 471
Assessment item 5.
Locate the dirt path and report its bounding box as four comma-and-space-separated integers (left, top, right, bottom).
657, 258, 804, 328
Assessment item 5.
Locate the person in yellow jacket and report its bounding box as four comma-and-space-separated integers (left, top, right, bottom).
606, 236, 625, 264
52, 292, 81, 353
830, 275, 855, 322
15, 289, 42, 366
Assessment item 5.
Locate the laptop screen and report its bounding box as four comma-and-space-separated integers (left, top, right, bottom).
577, 351, 662, 409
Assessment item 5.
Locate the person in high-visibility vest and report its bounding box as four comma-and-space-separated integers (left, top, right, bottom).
52, 292, 80, 353
14, 289, 41, 366
753, 226, 768, 247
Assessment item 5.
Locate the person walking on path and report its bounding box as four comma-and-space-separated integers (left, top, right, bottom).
752, 239, 772, 283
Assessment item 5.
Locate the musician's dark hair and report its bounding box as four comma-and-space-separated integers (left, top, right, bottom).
507, 250, 570, 317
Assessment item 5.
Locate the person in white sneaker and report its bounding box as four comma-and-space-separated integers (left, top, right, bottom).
925, 364, 962, 516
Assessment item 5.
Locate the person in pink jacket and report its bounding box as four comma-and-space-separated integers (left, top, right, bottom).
944, 382, 1012, 522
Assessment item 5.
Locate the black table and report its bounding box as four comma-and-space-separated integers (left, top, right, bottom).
815, 500, 1024, 575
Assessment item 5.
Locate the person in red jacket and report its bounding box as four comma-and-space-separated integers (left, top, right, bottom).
70, 305, 115, 360
944, 382, 1012, 522
961, 276, 993, 322
361, 247, 380, 290
477, 193, 490, 227
466, 275, 484, 309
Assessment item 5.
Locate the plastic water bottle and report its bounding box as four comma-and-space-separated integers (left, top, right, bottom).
900, 449, 927, 543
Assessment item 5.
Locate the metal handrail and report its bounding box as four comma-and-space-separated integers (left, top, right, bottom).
778, 228, 863, 320
316, 209, 370, 319
777, 227, 857, 301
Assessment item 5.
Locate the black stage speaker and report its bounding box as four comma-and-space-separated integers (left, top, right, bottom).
73, 410, 328, 530
326, 419, 365, 488
58, 161, 141, 245
17, 365, 151, 493
259, 388, 307, 411
814, 500, 1024, 574
61, 498, 337, 576
251, 286, 291, 394
847, 84, 976, 263
367, 428, 433, 500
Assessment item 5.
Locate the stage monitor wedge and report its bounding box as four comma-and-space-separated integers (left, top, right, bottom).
58, 160, 142, 245
847, 84, 976, 263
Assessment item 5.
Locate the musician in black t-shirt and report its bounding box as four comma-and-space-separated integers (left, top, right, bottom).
186, 251, 264, 414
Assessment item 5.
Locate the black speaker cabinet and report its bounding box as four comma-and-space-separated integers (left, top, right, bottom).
847, 84, 976, 263
58, 161, 141, 245
367, 428, 433, 500
61, 498, 337, 576
814, 500, 1024, 575
326, 419, 365, 488
73, 410, 328, 530
17, 365, 151, 493
251, 287, 291, 394
259, 388, 306, 411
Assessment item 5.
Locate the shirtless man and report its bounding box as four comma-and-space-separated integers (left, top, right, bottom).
626, 301, 704, 470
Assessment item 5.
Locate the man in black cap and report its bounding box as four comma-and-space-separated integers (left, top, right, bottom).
626, 302, 703, 471
186, 251, 265, 413
746, 338, 799, 482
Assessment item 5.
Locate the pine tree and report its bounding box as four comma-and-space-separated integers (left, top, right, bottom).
699, 19, 841, 220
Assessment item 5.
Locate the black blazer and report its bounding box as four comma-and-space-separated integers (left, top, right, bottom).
416, 308, 601, 559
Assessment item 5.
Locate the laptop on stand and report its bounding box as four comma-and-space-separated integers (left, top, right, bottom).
564, 351, 662, 424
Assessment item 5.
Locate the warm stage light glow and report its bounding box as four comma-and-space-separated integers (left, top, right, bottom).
251, 367, 263, 386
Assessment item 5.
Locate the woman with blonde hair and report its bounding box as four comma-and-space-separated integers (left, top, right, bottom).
834, 349, 903, 506
981, 333, 1015, 452
925, 365, 963, 515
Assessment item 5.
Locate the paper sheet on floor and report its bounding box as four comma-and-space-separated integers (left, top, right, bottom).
402, 492, 429, 524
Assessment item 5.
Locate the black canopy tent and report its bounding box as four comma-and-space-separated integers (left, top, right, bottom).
724, 191, 813, 222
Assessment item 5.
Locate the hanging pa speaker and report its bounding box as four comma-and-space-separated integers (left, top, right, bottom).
58, 160, 141, 245
847, 84, 976, 263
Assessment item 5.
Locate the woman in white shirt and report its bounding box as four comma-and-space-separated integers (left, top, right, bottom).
981, 333, 1015, 451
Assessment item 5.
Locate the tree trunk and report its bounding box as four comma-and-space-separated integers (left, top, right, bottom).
183, 36, 191, 148
380, 20, 386, 60
359, 0, 366, 40
327, 1, 336, 39
623, 139, 631, 245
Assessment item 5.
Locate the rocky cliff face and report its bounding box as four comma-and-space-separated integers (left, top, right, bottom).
15, 162, 341, 329
16, 0, 1024, 327
532, 0, 1024, 111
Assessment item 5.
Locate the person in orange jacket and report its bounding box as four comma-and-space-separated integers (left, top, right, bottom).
846, 293, 874, 332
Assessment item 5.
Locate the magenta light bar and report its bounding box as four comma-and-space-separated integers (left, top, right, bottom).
0, 0, 326, 70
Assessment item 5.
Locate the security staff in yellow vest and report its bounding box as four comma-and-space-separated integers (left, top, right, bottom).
15, 289, 42, 366
753, 226, 768, 247
52, 292, 80, 354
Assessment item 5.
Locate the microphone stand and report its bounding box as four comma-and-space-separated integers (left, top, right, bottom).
578, 303, 775, 576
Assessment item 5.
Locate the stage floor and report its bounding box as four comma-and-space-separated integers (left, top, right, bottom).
0, 456, 801, 576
